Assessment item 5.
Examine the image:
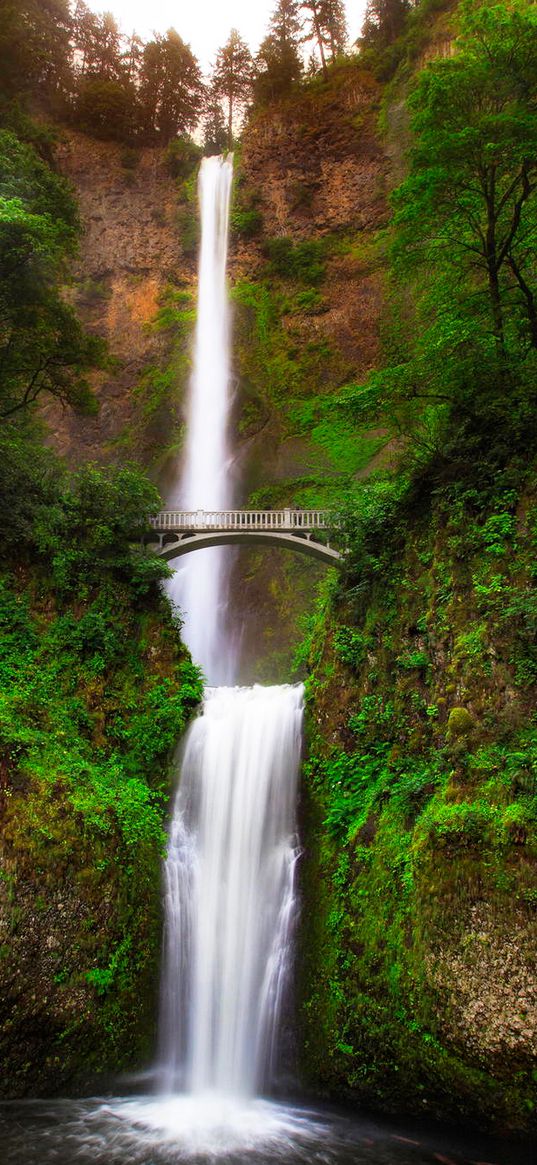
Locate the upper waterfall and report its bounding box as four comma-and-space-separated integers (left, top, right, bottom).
165, 155, 234, 684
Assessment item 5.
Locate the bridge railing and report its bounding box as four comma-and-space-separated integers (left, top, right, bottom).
150, 509, 331, 532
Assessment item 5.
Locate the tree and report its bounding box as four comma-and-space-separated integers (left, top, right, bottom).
361, 0, 410, 50
72, 3, 140, 139
300, 0, 347, 79
75, 77, 137, 140
0, 0, 73, 108
322, 0, 348, 60
203, 86, 228, 155
72, 3, 124, 81
0, 131, 102, 419
139, 30, 204, 143
255, 0, 303, 104
394, 4, 537, 356
344, 4, 537, 481
212, 30, 254, 148
72, 0, 102, 77
123, 31, 144, 84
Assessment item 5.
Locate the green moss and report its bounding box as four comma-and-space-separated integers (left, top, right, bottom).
299, 475, 537, 1133
232, 275, 387, 510
446, 706, 474, 738
0, 468, 203, 1094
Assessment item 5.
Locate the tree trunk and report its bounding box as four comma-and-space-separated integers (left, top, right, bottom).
311, 2, 328, 79
485, 173, 505, 357
488, 265, 506, 356
507, 254, 537, 349
228, 92, 233, 150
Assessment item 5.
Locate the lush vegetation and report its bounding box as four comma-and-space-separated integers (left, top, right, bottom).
299, 473, 537, 1129
0, 30, 203, 1092
0, 126, 104, 420
1, 0, 537, 1127
346, 1, 537, 483
0, 457, 202, 1092
296, 0, 537, 1132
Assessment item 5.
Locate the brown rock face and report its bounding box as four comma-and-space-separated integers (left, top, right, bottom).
241, 71, 386, 239
226, 70, 389, 680
44, 131, 191, 467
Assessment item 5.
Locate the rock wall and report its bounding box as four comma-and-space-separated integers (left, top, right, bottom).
41, 74, 389, 683
227, 68, 389, 681
44, 131, 193, 468
298, 482, 537, 1133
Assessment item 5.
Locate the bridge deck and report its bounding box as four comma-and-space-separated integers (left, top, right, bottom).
147, 509, 341, 565
150, 509, 330, 532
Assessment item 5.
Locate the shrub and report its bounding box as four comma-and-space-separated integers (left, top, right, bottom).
164, 138, 201, 180
446, 707, 474, 739
333, 626, 368, 670
263, 236, 326, 285
231, 206, 263, 238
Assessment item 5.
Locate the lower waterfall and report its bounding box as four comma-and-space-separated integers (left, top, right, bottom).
158, 684, 303, 1097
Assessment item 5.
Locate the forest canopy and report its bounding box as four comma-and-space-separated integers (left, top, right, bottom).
0, 0, 357, 146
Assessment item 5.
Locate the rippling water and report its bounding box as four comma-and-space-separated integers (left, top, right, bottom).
0, 1095, 530, 1165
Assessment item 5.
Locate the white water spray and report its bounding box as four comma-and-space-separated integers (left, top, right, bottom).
158, 684, 303, 1096
165, 155, 234, 685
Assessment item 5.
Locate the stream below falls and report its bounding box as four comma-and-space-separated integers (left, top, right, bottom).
0, 1094, 532, 1165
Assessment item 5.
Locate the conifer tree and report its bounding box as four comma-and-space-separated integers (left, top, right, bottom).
300, 0, 347, 78
361, 0, 410, 49
139, 30, 204, 143
255, 0, 303, 103
73, 3, 123, 81
203, 86, 228, 155
212, 29, 254, 147
0, 0, 73, 106
322, 0, 348, 59
123, 32, 144, 84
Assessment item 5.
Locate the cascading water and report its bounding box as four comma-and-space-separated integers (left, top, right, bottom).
158, 684, 303, 1097
158, 153, 304, 1113
165, 154, 234, 685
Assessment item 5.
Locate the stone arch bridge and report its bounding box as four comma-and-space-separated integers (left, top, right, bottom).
147, 509, 341, 566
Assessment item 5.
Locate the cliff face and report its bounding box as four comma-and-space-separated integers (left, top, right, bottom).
236, 66, 386, 422
0, 564, 201, 1097
227, 68, 389, 680
298, 473, 537, 1134
45, 130, 194, 470
44, 76, 389, 681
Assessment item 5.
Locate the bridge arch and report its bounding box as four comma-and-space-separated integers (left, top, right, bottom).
152, 529, 341, 566
147, 509, 342, 567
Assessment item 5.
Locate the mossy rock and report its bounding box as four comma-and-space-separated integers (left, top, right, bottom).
446, 706, 474, 739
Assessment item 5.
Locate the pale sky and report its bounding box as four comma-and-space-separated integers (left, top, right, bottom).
85, 0, 367, 74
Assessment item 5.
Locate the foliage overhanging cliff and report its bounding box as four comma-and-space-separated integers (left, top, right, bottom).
292, 0, 537, 1134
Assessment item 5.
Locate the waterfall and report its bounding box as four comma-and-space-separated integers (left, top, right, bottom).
165, 155, 234, 686
157, 154, 304, 1110
158, 684, 303, 1096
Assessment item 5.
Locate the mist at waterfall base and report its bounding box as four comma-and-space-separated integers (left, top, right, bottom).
1, 160, 530, 1165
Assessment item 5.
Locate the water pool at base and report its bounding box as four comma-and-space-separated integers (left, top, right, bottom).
0, 1095, 531, 1165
